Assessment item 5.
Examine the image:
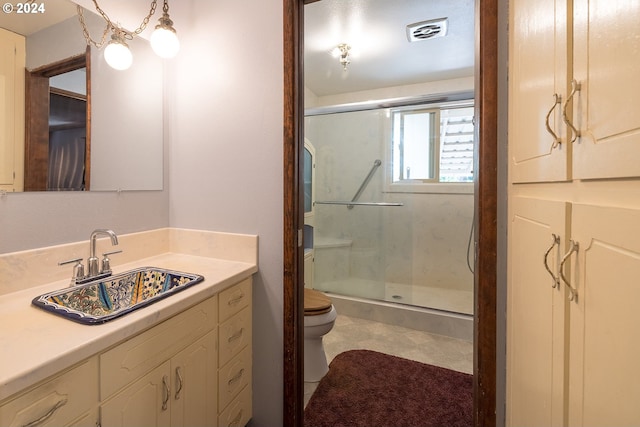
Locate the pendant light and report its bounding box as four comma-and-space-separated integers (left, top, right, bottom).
78, 0, 180, 70
104, 30, 133, 70
150, 0, 180, 58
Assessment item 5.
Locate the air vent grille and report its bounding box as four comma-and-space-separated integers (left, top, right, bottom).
406, 18, 448, 42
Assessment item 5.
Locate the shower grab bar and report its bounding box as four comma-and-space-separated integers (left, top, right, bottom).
349, 159, 381, 209
315, 159, 404, 208
315, 201, 404, 207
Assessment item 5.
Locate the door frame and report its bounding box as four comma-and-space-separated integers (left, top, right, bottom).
24, 47, 91, 191
282, 0, 498, 425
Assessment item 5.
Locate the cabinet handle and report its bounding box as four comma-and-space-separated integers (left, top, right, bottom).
174, 366, 184, 400
228, 328, 244, 343
562, 79, 582, 143
22, 398, 67, 427
543, 234, 561, 288
560, 240, 579, 302
229, 409, 243, 427
228, 292, 245, 306
228, 368, 245, 386
545, 94, 562, 148
162, 375, 170, 411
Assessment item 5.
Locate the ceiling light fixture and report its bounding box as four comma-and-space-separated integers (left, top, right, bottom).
332, 43, 351, 71
77, 0, 180, 71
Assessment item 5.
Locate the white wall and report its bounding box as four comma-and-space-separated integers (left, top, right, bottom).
167, 1, 283, 425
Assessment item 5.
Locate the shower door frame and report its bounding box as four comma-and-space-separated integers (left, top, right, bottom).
283, 0, 500, 425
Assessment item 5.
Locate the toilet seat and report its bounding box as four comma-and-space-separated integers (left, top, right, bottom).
304, 288, 332, 315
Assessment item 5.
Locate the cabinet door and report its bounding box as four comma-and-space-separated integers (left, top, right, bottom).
507, 197, 569, 426
171, 330, 218, 427
0, 28, 25, 191
509, 0, 570, 183
568, 204, 640, 426
572, 0, 640, 179
100, 362, 171, 427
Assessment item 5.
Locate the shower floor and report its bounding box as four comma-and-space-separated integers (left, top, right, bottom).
315, 277, 473, 315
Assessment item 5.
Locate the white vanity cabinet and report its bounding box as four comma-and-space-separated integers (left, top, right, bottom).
100, 277, 253, 427
0, 357, 99, 427
100, 330, 218, 427
0, 277, 253, 427
100, 295, 219, 427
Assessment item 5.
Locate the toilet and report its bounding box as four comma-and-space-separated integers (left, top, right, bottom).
304, 288, 337, 382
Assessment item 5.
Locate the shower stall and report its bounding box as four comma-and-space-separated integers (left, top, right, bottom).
304, 99, 475, 339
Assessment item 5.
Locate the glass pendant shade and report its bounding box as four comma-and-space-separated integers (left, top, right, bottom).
151, 11, 180, 59
104, 35, 133, 70
151, 26, 180, 58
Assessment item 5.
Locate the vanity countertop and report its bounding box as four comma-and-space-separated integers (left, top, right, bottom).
0, 252, 257, 402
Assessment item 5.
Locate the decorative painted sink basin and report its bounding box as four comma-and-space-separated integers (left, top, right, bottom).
32, 267, 204, 325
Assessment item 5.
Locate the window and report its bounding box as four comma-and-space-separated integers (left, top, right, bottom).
391, 104, 475, 184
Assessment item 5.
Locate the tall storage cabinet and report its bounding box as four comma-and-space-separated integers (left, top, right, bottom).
507, 0, 640, 425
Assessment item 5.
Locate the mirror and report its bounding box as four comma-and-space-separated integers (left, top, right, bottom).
0, 0, 163, 192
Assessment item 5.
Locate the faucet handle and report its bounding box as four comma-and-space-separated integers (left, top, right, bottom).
58, 258, 85, 286
101, 250, 122, 274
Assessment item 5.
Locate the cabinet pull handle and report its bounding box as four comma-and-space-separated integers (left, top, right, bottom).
543, 234, 561, 288
563, 79, 582, 143
175, 366, 184, 400
162, 375, 170, 411
22, 398, 67, 427
560, 240, 579, 302
228, 292, 245, 306
229, 409, 243, 427
228, 368, 245, 386
545, 94, 562, 148
228, 328, 244, 343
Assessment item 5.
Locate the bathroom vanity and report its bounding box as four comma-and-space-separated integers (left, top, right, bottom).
0, 228, 257, 427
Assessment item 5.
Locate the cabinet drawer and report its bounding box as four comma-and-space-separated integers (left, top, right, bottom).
0, 357, 98, 427
100, 295, 218, 399
219, 348, 251, 412
219, 278, 251, 322
218, 384, 251, 427
219, 307, 251, 367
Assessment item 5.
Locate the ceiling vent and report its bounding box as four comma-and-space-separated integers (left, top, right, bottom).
406, 18, 449, 42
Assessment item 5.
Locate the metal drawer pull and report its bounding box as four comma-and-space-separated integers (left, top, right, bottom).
545, 94, 562, 148
229, 410, 243, 427
228, 328, 244, 343
22, 399, 68, 427
543, 234, 561, 288
228, 368, 245, 386
563, 79, 582, 143
162, 375, 170, 411
228, 292, 245, 306
560, 240, 579, 302
175, 367, 184, 400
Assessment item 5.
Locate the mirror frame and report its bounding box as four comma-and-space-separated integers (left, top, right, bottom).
282, 0, 499, 425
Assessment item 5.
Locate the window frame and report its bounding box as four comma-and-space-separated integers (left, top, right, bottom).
385, 100, 475, 195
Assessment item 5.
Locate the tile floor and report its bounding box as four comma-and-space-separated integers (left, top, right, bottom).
304, 313, 474, 407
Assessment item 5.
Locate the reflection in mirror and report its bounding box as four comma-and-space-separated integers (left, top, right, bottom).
0, 0, 164, 193
25, 51, 89, 191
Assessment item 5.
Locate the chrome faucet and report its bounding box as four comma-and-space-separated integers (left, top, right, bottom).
59, 229, 121, 286
87, 229, 119, 277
